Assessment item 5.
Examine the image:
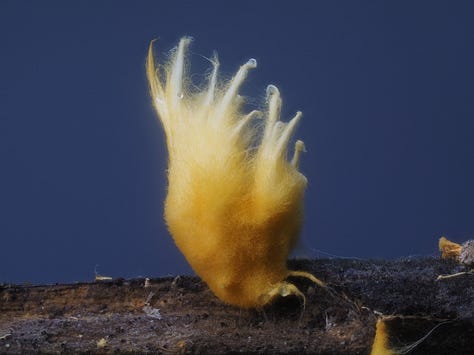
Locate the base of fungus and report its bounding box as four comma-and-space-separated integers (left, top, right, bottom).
258, 271, 326, 309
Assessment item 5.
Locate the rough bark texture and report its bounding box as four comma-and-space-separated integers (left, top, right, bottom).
0, 258, 472, 354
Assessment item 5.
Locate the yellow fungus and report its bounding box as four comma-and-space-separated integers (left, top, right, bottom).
146, 37, 323, 308
96, 338, 107, 348
371, 319, 395, 355
439, 236, 462, 260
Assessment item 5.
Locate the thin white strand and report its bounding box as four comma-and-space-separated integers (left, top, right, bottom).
204, 53, 219, 107
215, 58, 257, 121
169, 38, 191, 109
262, 85, 281, 145
291, 140, 306, 168
275, 111, 302, 158
231, 110, 262, 139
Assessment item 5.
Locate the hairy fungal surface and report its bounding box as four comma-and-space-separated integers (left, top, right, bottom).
147, 37, 320, 308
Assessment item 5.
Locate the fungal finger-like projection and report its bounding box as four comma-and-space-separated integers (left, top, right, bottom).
146, 37, 323, 308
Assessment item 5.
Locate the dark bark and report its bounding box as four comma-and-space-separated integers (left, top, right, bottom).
0, 258, 472, 354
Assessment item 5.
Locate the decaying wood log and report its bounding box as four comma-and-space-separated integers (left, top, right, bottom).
1, 258, 472, 354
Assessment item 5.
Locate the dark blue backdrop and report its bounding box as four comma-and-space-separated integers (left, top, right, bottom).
1, 1, 473, 284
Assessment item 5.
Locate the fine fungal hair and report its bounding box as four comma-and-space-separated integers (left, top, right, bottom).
147, 37, 322, 308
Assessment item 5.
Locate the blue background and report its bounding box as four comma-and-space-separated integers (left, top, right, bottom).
1, 1, 473, 284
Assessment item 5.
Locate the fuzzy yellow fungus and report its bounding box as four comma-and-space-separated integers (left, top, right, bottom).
439, 236, 462, 260
146, 37, 323, 308
370, 319, 395, 355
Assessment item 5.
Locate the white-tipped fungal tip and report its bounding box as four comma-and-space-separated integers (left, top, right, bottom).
245, 110, 263, 120
274, 121, 285, 131
246, 58, 257, 68
292, 111, 302, 123
266, 84, 279, 97
179, 37, 192, 46
295, 140, 306, 153
291, 140, 306, 168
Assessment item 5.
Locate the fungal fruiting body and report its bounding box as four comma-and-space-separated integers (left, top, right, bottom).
147, 37, 322, 308
439, 236, 474, 268
370, 319, 395, 355
439, 237, 462, 260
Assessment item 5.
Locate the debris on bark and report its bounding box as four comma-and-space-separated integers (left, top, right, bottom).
0, 258, 472, 354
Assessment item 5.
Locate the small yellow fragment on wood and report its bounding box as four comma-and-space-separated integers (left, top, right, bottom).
97, 338, 107, 348
94, 265, 113, 281
439, 237, 462, 260
371, 319, 395, 355
95, 275, 113, 281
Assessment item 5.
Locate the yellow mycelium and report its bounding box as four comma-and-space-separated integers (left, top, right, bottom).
147, 37, 322, 308
438, 236, 462, 260
371, 319, 395, 355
